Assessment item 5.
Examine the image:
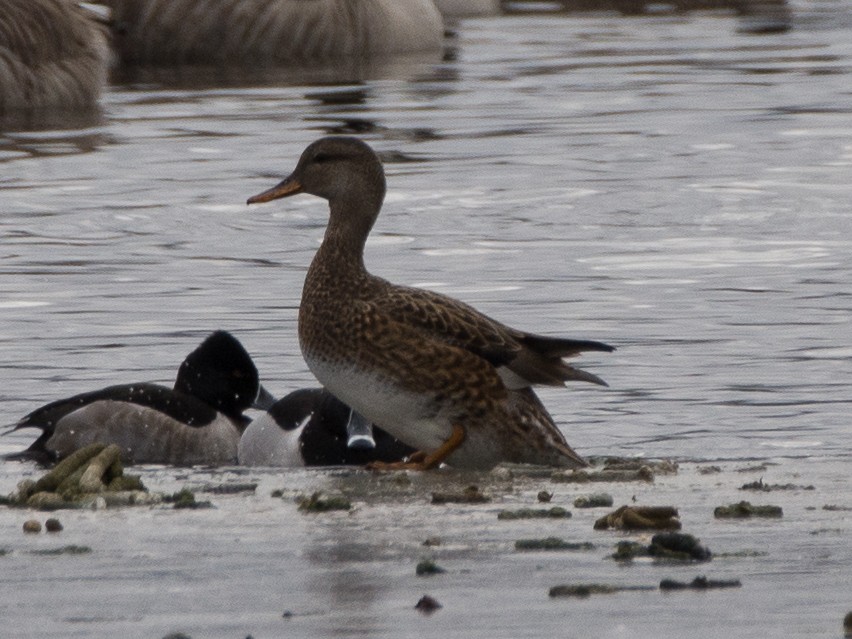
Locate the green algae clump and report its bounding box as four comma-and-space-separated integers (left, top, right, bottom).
498, 507, 571, 520
714, 501, 783, 518
297, 492, 352, 513
515, 537, 594, 551
5, 444, 153, 511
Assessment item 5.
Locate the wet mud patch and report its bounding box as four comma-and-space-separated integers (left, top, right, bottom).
1, 456, 850, 637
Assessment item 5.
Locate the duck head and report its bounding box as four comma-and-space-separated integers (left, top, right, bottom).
247, 136, 387, 240
174, 331, 274, 421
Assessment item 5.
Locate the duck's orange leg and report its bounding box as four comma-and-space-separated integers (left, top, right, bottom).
368, 424, 465, 471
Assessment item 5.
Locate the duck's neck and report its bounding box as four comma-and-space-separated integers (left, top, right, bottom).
313, 190, 383, 276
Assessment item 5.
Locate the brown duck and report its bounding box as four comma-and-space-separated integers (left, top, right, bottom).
247, 136, 614, 470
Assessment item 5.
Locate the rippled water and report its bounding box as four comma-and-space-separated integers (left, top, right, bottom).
1, 2, 851, 638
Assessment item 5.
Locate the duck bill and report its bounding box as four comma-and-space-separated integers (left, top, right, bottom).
252, 384, 277, 411
345, 410, 376, 450
246, 175, 302, 204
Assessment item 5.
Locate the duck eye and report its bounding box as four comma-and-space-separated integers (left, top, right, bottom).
312, 152, 332, 164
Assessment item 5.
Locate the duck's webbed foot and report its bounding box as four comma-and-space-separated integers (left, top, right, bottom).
367, 424, 465, 471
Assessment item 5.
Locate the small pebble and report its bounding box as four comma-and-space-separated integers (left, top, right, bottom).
23, 520, 42, 534
416, 559, 446, 576
45, 518, 63, 533
415, 595, 442, 614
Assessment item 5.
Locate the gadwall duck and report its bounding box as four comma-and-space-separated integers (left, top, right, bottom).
8, 331, 275, 466
105, 0, 443, 65
247, 137, 614, 470
0, 0, 110, 112
238, 387, 415, 467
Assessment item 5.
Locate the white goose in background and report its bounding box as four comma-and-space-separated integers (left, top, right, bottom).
0, 0, 110, 112
104, 0, 445, 66
433, 0, 500, 18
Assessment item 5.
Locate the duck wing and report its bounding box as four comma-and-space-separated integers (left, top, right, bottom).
12, 383, 218, 435
373, 282, 614, 387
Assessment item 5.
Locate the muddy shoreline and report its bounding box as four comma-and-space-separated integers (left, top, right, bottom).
2, 455, 849, 638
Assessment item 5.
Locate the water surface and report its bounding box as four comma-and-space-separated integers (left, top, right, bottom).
1, 2, 851, 637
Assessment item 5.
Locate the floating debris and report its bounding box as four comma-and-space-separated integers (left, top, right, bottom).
415, 595, 442, 614
552, 466, 654, 484
549, 583, 653, 598
713, 501, 783, 518
551, 458, 675, 483
659, 576, 741, 591
740, 479, 814, 492
823, 505, 852, 512
422, 536, 442, 547
602, 459, 678, 475
194, 482, 258, 495
431, 485, 490, 505
165, 489, 213, 510
735, 463, 773, 473
697, 466, 722, 475
651, 532, 712, 561
611, 541, 648, 561
296, 492, 352, 513
515, 537, 594, 551
416, 559, 446, 576
4, 444, 155, 511
613, 533, 711, 562
23, 520, 42, 534
498, 507, 571, 520
29, 545, 92, 556
594, 505, 681, 531
573, 493, 614, 509
714, 549, 768, 558
809, 528, 843, 536
45, 518, 63, 533
385, 472, 413, 486
491, 463, 555, 479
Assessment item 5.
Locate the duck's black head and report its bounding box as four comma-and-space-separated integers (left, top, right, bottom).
174, 331, 268, 420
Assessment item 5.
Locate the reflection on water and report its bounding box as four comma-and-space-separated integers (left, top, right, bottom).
109, 49, 448, 91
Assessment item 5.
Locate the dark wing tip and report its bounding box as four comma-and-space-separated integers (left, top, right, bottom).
521, 334, 615, 357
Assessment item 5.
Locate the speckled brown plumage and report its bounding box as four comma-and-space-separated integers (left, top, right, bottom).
247, 136, 614, 470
